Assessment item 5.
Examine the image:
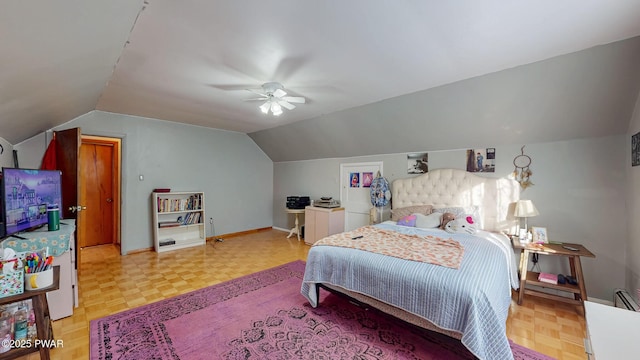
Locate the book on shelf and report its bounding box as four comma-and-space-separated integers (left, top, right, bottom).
159, 238, 176, 246
538, 272, 558, 285
156, 193, 203, 212
159, 221, 181, 228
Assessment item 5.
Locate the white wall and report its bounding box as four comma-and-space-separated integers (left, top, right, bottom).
274, 136, 627, 301
0, 137, 15, 169
627, 89, 640, 297
15, 111, 274, 254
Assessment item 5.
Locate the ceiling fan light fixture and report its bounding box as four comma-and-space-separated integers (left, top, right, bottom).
271, 102, 283, 116
259, 102, 270, 114
247, 82, 305, 116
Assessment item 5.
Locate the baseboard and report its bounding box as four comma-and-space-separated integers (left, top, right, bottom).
272, 226, 289, 232
206, 226, 273, 241
126, 247, 153, 255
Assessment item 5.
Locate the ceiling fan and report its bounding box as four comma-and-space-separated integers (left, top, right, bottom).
244, 82, 306, 116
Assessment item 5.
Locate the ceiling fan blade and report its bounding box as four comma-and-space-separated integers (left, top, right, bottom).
243, 97, 268, 101
246, 88, 268, 97
283, 96, 305, 104
273, 88, 287, 98
278, 100, 296, 110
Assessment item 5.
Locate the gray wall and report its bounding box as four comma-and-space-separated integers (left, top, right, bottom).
627, 87, 640, 295
252, 36, 640, 162
274, 136, 627, 301
14, 111, 274, 255
0, 137, 14, 169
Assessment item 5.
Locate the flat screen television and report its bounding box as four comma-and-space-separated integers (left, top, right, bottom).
1, 167, 63, 237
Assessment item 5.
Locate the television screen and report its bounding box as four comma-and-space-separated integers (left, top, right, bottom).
2, 168, 62, 236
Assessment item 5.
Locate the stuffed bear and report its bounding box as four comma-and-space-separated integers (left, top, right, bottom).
444, 215, 478, 235
439, 212, 456, 230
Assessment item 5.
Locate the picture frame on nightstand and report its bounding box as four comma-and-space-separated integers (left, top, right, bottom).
531, 226, 548, 243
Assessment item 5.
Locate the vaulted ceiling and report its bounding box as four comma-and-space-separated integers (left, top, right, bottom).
2, 1, 640, 161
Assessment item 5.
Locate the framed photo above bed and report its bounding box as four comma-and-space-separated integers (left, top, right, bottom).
466, 148, 495, 173
407, 153, 428, 174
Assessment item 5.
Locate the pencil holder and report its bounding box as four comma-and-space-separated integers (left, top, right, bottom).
24, 268, 53, 291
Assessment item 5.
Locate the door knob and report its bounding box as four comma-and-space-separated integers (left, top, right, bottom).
106, 198, 113, 203
69, 205, 87, 213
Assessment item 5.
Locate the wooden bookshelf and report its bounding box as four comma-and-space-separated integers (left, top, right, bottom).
151, 192, 205, 252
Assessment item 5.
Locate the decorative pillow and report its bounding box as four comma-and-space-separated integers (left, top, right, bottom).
391, 205, 433, 221
444, 215, 478, 235
434, 206, 482, 228
414, 213, 442, 229
396, 214, 417, 227
439, 212, 456, 229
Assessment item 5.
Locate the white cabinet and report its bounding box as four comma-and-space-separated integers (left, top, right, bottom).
152, 192, 205, 252
584, 301, 640, 359
304, 206, 345, 245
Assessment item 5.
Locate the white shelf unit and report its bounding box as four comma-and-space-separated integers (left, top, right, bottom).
152, 191, 205, 252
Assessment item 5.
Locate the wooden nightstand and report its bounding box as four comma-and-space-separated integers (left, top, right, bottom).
512, 238, 595, 309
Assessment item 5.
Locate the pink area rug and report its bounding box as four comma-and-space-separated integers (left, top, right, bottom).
90, 260, 554, 359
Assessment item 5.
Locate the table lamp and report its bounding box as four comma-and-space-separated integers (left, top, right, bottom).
514, 200, 539, 237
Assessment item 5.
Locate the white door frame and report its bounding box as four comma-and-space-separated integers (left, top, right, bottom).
340, 161, 383, 231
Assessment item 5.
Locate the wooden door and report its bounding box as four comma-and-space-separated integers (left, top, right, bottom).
80, 136, 120, 247
54, 128, 83, 270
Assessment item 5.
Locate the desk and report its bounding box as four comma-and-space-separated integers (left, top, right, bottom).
0, 266, 60, 360
285, 208, 305, 241
513, 239, 595, 309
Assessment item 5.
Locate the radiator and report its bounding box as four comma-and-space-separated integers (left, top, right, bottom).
613, 288, 640, 311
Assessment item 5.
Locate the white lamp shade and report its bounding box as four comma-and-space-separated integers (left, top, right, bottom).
514, 200, 539, 218
259, 102, 270, 114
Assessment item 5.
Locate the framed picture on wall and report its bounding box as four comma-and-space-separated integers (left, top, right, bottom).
632, 131, 640, 167
466, 148, 495, 173
407, 153, 428, 174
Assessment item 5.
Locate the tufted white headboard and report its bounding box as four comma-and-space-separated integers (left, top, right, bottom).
391, 169, 520, 232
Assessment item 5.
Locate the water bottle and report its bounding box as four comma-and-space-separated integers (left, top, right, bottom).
47, 204, 60, 231
13, 305, 28, 344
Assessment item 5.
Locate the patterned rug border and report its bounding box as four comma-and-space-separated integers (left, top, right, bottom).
90, 260, 554, 360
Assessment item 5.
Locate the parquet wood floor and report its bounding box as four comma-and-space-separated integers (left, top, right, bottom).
18, 229, 586, 359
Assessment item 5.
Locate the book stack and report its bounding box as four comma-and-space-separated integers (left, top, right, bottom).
538, 272, 558, 285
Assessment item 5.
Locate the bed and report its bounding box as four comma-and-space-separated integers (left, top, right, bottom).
301, 168, 521, 360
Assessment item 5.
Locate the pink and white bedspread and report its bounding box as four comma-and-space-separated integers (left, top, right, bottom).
314, 225, 464, 269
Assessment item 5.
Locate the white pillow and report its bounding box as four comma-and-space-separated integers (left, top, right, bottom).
414, 212, 442, 229
433, 206, 466, 218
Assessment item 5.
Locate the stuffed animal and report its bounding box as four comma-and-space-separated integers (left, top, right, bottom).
439, 212, 456, 230
444, 215, 478, 235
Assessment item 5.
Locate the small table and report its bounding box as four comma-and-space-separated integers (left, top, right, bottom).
0, 266, 60, 360
285, 208, 305, 241
512, 238, 595, 309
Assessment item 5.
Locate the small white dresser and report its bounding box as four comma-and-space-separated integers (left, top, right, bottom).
584, 300, 640, 359
303, 206, 345, 245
